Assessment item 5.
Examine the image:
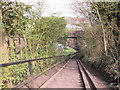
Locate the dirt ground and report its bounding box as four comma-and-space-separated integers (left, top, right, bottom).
83, 63, 110, 89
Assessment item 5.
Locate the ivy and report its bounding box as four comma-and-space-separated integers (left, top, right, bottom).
1, 1, 67, 88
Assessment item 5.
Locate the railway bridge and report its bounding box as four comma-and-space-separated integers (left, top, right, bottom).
0, 31, 110, 89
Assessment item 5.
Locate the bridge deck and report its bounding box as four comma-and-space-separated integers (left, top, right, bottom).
40, 59, 82, 88
21, 59, 109, 89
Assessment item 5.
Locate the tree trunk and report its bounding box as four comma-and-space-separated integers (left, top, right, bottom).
95, 5, 108, 56
0, 7, 8, 63
0, 4, 10, 87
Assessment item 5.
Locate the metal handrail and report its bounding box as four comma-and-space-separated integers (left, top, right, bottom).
0, 52, 78, 68
1, 52, 78, 88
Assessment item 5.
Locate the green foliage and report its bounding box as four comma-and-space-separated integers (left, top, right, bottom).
96, 2, 120, 24
33, 16, 66, 41
75, 2, 120, 87
2, 2, 31, 37
82, 26, 120, 85
1, 1, 67, 88
59, 47, 77, 55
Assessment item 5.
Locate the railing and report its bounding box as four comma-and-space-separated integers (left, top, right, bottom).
0, 52, 78, 88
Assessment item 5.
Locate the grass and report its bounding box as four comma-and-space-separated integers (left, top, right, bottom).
59, 47, 77, 55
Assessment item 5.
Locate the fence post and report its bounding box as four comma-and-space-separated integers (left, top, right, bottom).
68, 54, 71, 60
28, 62, 33, 76
28, 62, 34, 88
49, 59, 51, 66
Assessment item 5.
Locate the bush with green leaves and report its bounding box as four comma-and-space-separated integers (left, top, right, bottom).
1, 1, 67, 88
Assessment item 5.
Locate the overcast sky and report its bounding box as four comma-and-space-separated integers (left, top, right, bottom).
17, 0, 76, 17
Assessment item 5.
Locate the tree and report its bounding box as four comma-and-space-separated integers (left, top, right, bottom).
71, 1, 96, 27
92, 2, 120, 56
1, 1, 67, 87
0, 1, 9, 63
2, 1, 31, 37
71, 1, 120, 87
29, 0, 46, 19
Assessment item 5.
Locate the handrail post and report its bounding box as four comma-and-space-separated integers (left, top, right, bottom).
28, 62, 34, 88
28, 62, 33, 76
68, 54, 71, 60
